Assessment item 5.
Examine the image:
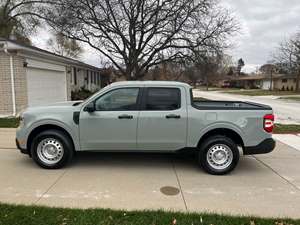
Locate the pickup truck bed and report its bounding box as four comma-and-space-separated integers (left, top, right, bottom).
193, 100, 272, 110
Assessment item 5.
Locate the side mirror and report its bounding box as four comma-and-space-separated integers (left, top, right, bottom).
84, 102, 96, 113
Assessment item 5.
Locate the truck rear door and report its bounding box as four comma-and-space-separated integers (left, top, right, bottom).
137, 87, 188, 151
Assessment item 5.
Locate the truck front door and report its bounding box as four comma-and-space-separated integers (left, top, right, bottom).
79, 87, 141, 150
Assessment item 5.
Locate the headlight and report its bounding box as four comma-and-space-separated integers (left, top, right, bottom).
19, 114, 25, 127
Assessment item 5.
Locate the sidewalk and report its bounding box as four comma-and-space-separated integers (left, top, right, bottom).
0, 128, 16, 149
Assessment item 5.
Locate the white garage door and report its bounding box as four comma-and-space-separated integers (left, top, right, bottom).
26, 68, 67, 107
262, 80, 271, 90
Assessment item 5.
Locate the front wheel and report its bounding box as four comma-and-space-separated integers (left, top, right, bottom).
30, 130, 74, 169
198, 135, 239, 175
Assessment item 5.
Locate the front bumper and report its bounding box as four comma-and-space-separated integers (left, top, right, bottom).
243, 138, 276, 155
16, 138, 29, 155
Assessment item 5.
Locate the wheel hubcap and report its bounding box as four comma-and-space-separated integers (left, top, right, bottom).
207, 144, 233, 170
37, 138, 64, 165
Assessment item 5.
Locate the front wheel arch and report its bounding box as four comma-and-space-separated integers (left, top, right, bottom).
27, 124, 75, 155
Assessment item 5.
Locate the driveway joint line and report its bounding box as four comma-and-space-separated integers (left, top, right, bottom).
0, 147, 17, 150
34, 169, 68, 204
252, 156, 300, 191
171, 159, 188, 211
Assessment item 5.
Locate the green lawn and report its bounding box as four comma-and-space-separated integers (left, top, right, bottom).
222, 90, 299, 96
279, 96, 300, 101
0, 117, 20, 128
0, 203, 298, 225
274, 124, 300, 134
195, 87, 240, 92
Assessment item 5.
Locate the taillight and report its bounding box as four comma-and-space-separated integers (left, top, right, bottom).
264, 114, 275, 133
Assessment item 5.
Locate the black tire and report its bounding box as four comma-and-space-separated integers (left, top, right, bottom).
198, 135, 239, 175
30, 129, 74, 169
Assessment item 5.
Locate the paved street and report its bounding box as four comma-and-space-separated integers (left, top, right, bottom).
0, 129, 300, 218
193, 90, 300, 124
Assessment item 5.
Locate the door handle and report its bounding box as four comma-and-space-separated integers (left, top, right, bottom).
166, 114, 181, 119
118, 114, 133, 119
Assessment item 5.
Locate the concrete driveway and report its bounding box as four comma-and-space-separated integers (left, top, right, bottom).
0, 129, 300, 219
193, 90, 300, 124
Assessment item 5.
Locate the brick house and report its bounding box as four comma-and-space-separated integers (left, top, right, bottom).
0, 38, 109, 117
225, 74, 300, 90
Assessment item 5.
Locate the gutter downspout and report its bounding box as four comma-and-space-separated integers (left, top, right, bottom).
4, 47, 16, 117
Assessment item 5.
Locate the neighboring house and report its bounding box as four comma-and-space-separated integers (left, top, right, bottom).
267, 75, 298, 91
0, 38, 109, 117
224, 74, 300, 91
227, 75, 264, 89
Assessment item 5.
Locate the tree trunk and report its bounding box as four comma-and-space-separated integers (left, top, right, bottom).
296, 72, 300, 92
206, 76, 209, 91
269, 70, 273, 91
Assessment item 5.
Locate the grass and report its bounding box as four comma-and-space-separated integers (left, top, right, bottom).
195, 87, 240, 92
279, 96, 300, 101
274, 124, 300, 134
221, 89, 299, 96
0, 117, 19, 128
0, 203, 299, 225
194, 97, 210, 101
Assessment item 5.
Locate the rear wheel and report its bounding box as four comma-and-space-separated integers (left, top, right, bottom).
30, 130, 74, 169
198, 135, 239, 175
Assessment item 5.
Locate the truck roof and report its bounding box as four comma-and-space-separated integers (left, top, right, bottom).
109, 81, 192, 88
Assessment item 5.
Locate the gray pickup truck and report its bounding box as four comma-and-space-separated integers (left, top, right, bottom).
16, 81, 275, 175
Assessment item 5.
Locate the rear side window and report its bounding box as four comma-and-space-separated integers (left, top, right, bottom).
144, 88, 181, 110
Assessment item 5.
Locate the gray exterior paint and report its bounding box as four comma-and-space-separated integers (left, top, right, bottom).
16, 81, 273, 153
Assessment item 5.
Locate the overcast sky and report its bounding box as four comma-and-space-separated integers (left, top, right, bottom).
223, 0, 300, 73
32, 0, 300, 73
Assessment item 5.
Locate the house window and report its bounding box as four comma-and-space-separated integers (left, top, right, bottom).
282, 79, 287, 83
91, 71, 94, 84
97, 73, 100, 85
94, 72, 96, 84
73, 67, 77, 85
86, 70, 89, 84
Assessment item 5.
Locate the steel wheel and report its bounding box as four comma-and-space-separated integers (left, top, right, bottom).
36, 138, 64, 165
206, 144, 233, 170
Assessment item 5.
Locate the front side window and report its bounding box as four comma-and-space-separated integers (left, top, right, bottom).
145, 88, 181, 110
95, 88, 139, 111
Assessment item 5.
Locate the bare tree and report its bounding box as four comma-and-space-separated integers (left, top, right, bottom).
43, 0, 239, 80
47, 32, 83, 58
274, 32, 300, 91
186, 49, 223, 90
0, 0, 50, 44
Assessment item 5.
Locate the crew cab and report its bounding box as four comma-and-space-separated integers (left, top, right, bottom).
16, 81, 276, 175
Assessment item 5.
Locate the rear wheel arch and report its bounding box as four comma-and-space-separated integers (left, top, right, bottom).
197, 128, 244, 149
27, 124, 75, 155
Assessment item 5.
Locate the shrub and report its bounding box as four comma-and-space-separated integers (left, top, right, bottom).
71, 88, 96, 100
